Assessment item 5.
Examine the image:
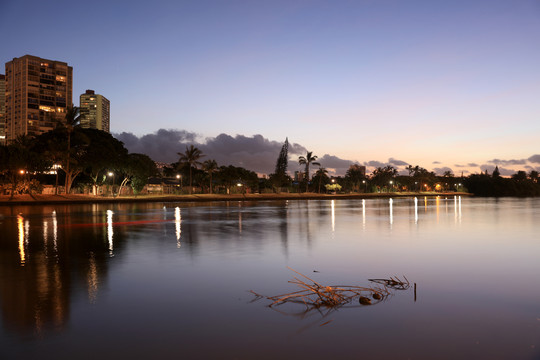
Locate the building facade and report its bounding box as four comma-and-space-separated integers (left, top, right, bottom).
79, 90, 110, 132
4, 55, 73, 143
0, 75, 5, 145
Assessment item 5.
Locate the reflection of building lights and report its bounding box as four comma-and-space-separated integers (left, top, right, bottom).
107, 210, 114, 254
43, 220, 48, 245
18, 215, 26, 266
175, 207, 182, 248
52, 211, 58, 254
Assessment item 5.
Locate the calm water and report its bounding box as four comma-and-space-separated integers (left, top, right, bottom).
1, 197, 540, 359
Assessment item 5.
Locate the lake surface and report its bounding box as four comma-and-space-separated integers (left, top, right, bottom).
1, 197, 540, 359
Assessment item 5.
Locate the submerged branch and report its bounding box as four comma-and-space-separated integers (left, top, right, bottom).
250, 268, 411, 318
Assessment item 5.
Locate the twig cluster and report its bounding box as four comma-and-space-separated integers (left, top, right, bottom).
250, 267, 410, 314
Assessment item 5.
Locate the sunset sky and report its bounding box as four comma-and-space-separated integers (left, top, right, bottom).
2, 0, 539, 176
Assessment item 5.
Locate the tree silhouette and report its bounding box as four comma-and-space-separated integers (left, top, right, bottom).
298, 151, 320, 192
178, 145, 205, 194
56, 105, 85, 194
272, 138, 289, 191
313, 167, 329, 193
202, 159, 218, 194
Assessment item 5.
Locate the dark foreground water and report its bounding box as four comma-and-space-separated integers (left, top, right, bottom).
0, 197, 539, 359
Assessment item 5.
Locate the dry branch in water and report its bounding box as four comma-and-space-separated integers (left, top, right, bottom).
250, 267, 410, 314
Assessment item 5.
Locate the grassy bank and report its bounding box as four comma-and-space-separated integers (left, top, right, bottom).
0, 192, 472, 205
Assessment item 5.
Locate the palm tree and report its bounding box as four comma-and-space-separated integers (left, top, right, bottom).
314, 167, 329, 193
202, 159, 218, 194
298, 151, 320, 192
406, 165, 414, 177
178, 145, 204, 194
62, 105, 83, 194
529, 170, 539, 183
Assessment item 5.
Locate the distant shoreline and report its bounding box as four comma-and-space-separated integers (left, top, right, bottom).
0, 192, 472, 206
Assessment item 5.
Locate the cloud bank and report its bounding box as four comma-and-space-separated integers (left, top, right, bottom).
114, 129, 355, 175
113, 129, 539, 177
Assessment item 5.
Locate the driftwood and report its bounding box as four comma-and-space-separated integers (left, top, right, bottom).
250, 267, 410, 319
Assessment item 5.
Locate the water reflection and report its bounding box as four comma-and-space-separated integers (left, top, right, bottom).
362, 199, 366, 229
414, 197, 418, 224
389, 198, 393, 226
3, 198, 539, 359
107, 209, 114, 255
17, 215, 25, 266
175, 207, 181, 248
331, 200, 335, 233
0, 205, 130, 338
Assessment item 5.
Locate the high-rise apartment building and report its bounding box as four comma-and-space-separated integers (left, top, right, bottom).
79, 90, 110, 132
0, 74, 5, 145
4, 55, 72, 142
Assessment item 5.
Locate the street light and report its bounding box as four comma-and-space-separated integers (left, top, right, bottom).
389, 180, 393, 193
108, 172, 115, 197
362, 179, 367, 193
176, 174, 182, 193
237, 182, 245, 195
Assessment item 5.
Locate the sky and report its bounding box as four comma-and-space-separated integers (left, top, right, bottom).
2, 0, 540, 176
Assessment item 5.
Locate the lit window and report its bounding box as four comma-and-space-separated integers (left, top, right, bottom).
39, 105, 54, 112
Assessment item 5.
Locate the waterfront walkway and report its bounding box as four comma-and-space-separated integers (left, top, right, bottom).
0, 192, 471, 205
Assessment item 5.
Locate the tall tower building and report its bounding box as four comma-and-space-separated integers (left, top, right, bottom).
79, 90, 110, 132
4, 55, 72, 142
0, 74, 5, 145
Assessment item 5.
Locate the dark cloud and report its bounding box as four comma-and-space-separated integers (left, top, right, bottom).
364, 160, 387, 168
488, 158, 527, 165
454, 164, 465, 168
115, 129, 197, 162
114, 129, 313, 175
528, 154, 540, 163
312, 154, 354, 175
432, 161, 441, 164
389, 158, 408, 166
479, 164, 515, 176
433, 167, 453, 175
468, 163, 478, 167
363, 158, 409, 168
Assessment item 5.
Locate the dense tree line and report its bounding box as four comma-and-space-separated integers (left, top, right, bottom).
0, 124, 156, 196
2, 123, 540, 197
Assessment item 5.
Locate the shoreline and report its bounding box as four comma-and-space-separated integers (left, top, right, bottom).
0, 192, 472, 206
